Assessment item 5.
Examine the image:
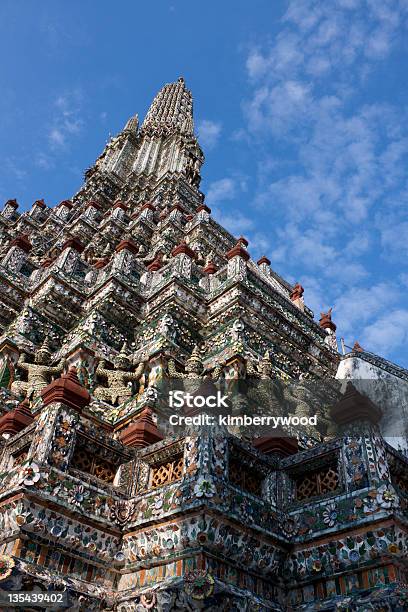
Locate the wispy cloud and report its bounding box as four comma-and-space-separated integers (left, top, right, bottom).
197, 119, 222, 149
34, 153, 55, 171
4, 157, 27, 181
238, 0, 408, 360
206, 177, 239, 205
48, 91, 84, 150
362, 309, 408, 355
212, 209, 255, 236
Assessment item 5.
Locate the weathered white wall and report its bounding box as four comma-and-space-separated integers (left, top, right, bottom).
336, 354, 408, 450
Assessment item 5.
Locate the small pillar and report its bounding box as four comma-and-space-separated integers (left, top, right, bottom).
65, 346, 96, 391
2, 199, 19, 220
139, 202, 155, 221
84, 201, 102, 222
257, 255, 271, 275
112, 238, 139, 276
112, 201, 128, 220
319, 308, 338, 351
55, 200, 73, 220
172, 241, 195, 278
3, 234, 32, 272
226, 237, 250, 279
169, 203, 186, 223
29, 199, 47, 219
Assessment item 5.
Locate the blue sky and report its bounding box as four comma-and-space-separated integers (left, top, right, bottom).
1, 0, 408, 367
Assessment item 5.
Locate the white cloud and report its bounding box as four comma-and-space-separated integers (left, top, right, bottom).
35, 153, 54, 170
197, 119, 222, 149
212, 209, 255, 236
206, 178, 237, 205
4, 158, 27, 181
362, 309, 408, 355
237, 1, 408, 365
49, 128, 65, 147
48, 91, 84, 150
379, 220, 408, 257
333, 283, 399, 337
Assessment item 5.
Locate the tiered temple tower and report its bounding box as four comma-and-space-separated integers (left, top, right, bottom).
0, 79, 407, 611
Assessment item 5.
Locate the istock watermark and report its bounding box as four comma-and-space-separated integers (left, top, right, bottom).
168, 414, 319, 427
169, 389, 229, 409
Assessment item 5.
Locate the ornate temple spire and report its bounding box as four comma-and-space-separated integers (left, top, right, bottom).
141, 77, 194, 136
123, 113, 139, 134
77, 77, 203, 206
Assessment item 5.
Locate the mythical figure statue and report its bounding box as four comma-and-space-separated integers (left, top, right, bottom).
246, 352, 285, 423
94, 344, 147, 405
168, 345, 201, 381
246, 351, 274, 379
11, 337, 65, 401
168, 346, 223, 396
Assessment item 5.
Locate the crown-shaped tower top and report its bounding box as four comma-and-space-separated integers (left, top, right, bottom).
141, 77, 194, 136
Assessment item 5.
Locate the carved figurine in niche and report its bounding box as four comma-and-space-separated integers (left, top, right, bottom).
136, 244, 147, 257
83, 246, 96, 264
185, 154, 201, 188
168, 345, 204, 381
94, 343, 147, 405
246, 352, 285, 420
11, 336, 65, 402
168, 345, 223, 395
246, 351, 274, 380
45, 245, 61, 263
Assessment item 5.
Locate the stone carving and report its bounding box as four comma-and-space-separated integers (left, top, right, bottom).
94, 344, 147, 404
11, 337, 65, 401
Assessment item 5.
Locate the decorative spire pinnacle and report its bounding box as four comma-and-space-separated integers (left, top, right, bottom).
319, 307, 336, 332
353, 341, 364, 353
141, 78, 194, 136
123, 114, 139, 133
